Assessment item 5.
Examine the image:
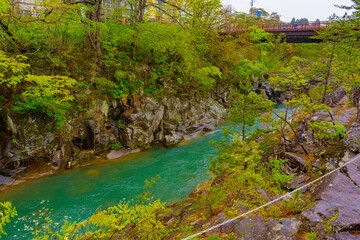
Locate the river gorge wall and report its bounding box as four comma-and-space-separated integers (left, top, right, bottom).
0, 88, 231, 187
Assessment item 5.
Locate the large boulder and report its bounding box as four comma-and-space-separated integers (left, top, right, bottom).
302, 154, 360, 237
218, 216, 300, 239
122, 97, 164, 148
162, 96, 183, 122
324, 86, 349, 107
343, 122, 360, 153
284, 152, 309, 174
6, 115, 59, 158
164, 131, 184, 147
161, 96, 226, 147
52, 144, 73, 169
256, 82, 292, 103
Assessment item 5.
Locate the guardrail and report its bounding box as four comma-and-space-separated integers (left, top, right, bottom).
221, 21, 333, 33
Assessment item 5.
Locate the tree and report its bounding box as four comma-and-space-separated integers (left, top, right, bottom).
0, 202, 17, 238
0, 51, 77, 127
228, 83, 273, 141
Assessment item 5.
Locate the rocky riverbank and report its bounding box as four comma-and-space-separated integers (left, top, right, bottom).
0, 88, 230, 190
153, 86, 360, 239
0, 79, 301, 191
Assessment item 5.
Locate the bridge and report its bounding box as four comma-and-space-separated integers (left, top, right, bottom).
221, 21, 332, 43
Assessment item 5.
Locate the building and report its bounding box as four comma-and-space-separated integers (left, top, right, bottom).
11, 0, 37, 15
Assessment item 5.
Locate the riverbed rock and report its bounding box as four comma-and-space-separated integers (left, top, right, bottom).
343, 123, 360, 153
255, 82, 292, 103
106, 148, 141, 160
163, 96, 183, 122
325, 86, 349, 107
164, 131, 184, 147
160, 96, 226, 146
296, 107, 356, 152
285, 175, 310, 191
68, 150, 95, 168
9, 116, 59, 158
219, 216, 301, 239
284, 152, 309, 174
0, 89, 229, 188
0, 175, 13, 186
332, 108, 357, 128
302, 155, 360, 237
52, 144, 73, 169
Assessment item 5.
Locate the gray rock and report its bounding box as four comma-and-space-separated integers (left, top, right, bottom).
203, 123, 216, 132
325, 86, 349, 107
351, 86, 360, 111
345, 158, 360, 186
122, 97, 164, 148
302, 161, 360, 236
186, 124, 204, 134
164, 132, 184, 147
254, 189, 272, 201
52, 150, 63, 168
204, 98, 227, 120
52, 144, 72, 169
0, 175, 13, 185
285, 175, 310, 191
296, 123, 315, 145
69, 150, 95, 168
284, 152, 309, 174
6, 115, 17, 135
332, 108, 357, 127
163, 96, 182, 122
343, 126, 360, 153
220, 216, 300, 240
335, 232, 360, 240
106, 149, 141, 160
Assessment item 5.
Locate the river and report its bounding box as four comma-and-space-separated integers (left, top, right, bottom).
0, 122, 234, 239
0, 104, 286, 239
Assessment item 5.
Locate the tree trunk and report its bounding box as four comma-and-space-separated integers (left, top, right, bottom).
321, 41, 336, 103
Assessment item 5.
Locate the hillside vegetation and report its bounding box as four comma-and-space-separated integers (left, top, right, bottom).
1, 0, 360, 239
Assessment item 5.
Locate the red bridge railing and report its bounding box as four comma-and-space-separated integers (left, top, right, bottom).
259, 21, 331, 31
221, 21, 332, 33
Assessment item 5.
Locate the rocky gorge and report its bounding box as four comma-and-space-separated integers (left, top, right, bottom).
0, 86, 233, 189
2, 81, 360, 239
152, 86, 360, 240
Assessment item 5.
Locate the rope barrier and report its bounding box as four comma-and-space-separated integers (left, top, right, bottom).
182, 153, 360, 240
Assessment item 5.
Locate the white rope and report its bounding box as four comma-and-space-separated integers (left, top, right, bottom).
182, 153, 360, 240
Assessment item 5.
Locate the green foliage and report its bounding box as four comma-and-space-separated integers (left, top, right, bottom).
75, 199, 165, 239
13, 75, 77, 128
236, 59, 267, 80
0, 202, 17, 238
136, 175, 161, 203
111, 141, 123, 150
249, 25, 272, 44
309, 121, 346, 140
0, 0, 9, 14
0, 51, 29, 88
228, 90, 274, 140
201, 138, 294, 217
307, 232, 318, 240
0, 51, 77, 127
192, 66, 222, 89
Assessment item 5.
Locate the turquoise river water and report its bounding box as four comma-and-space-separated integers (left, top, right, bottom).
0, 122, 234, 239
1, 103, 285, 239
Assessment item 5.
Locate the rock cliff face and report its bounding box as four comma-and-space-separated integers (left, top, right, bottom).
121, 96, 227, 148
0, 91, 229, 187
